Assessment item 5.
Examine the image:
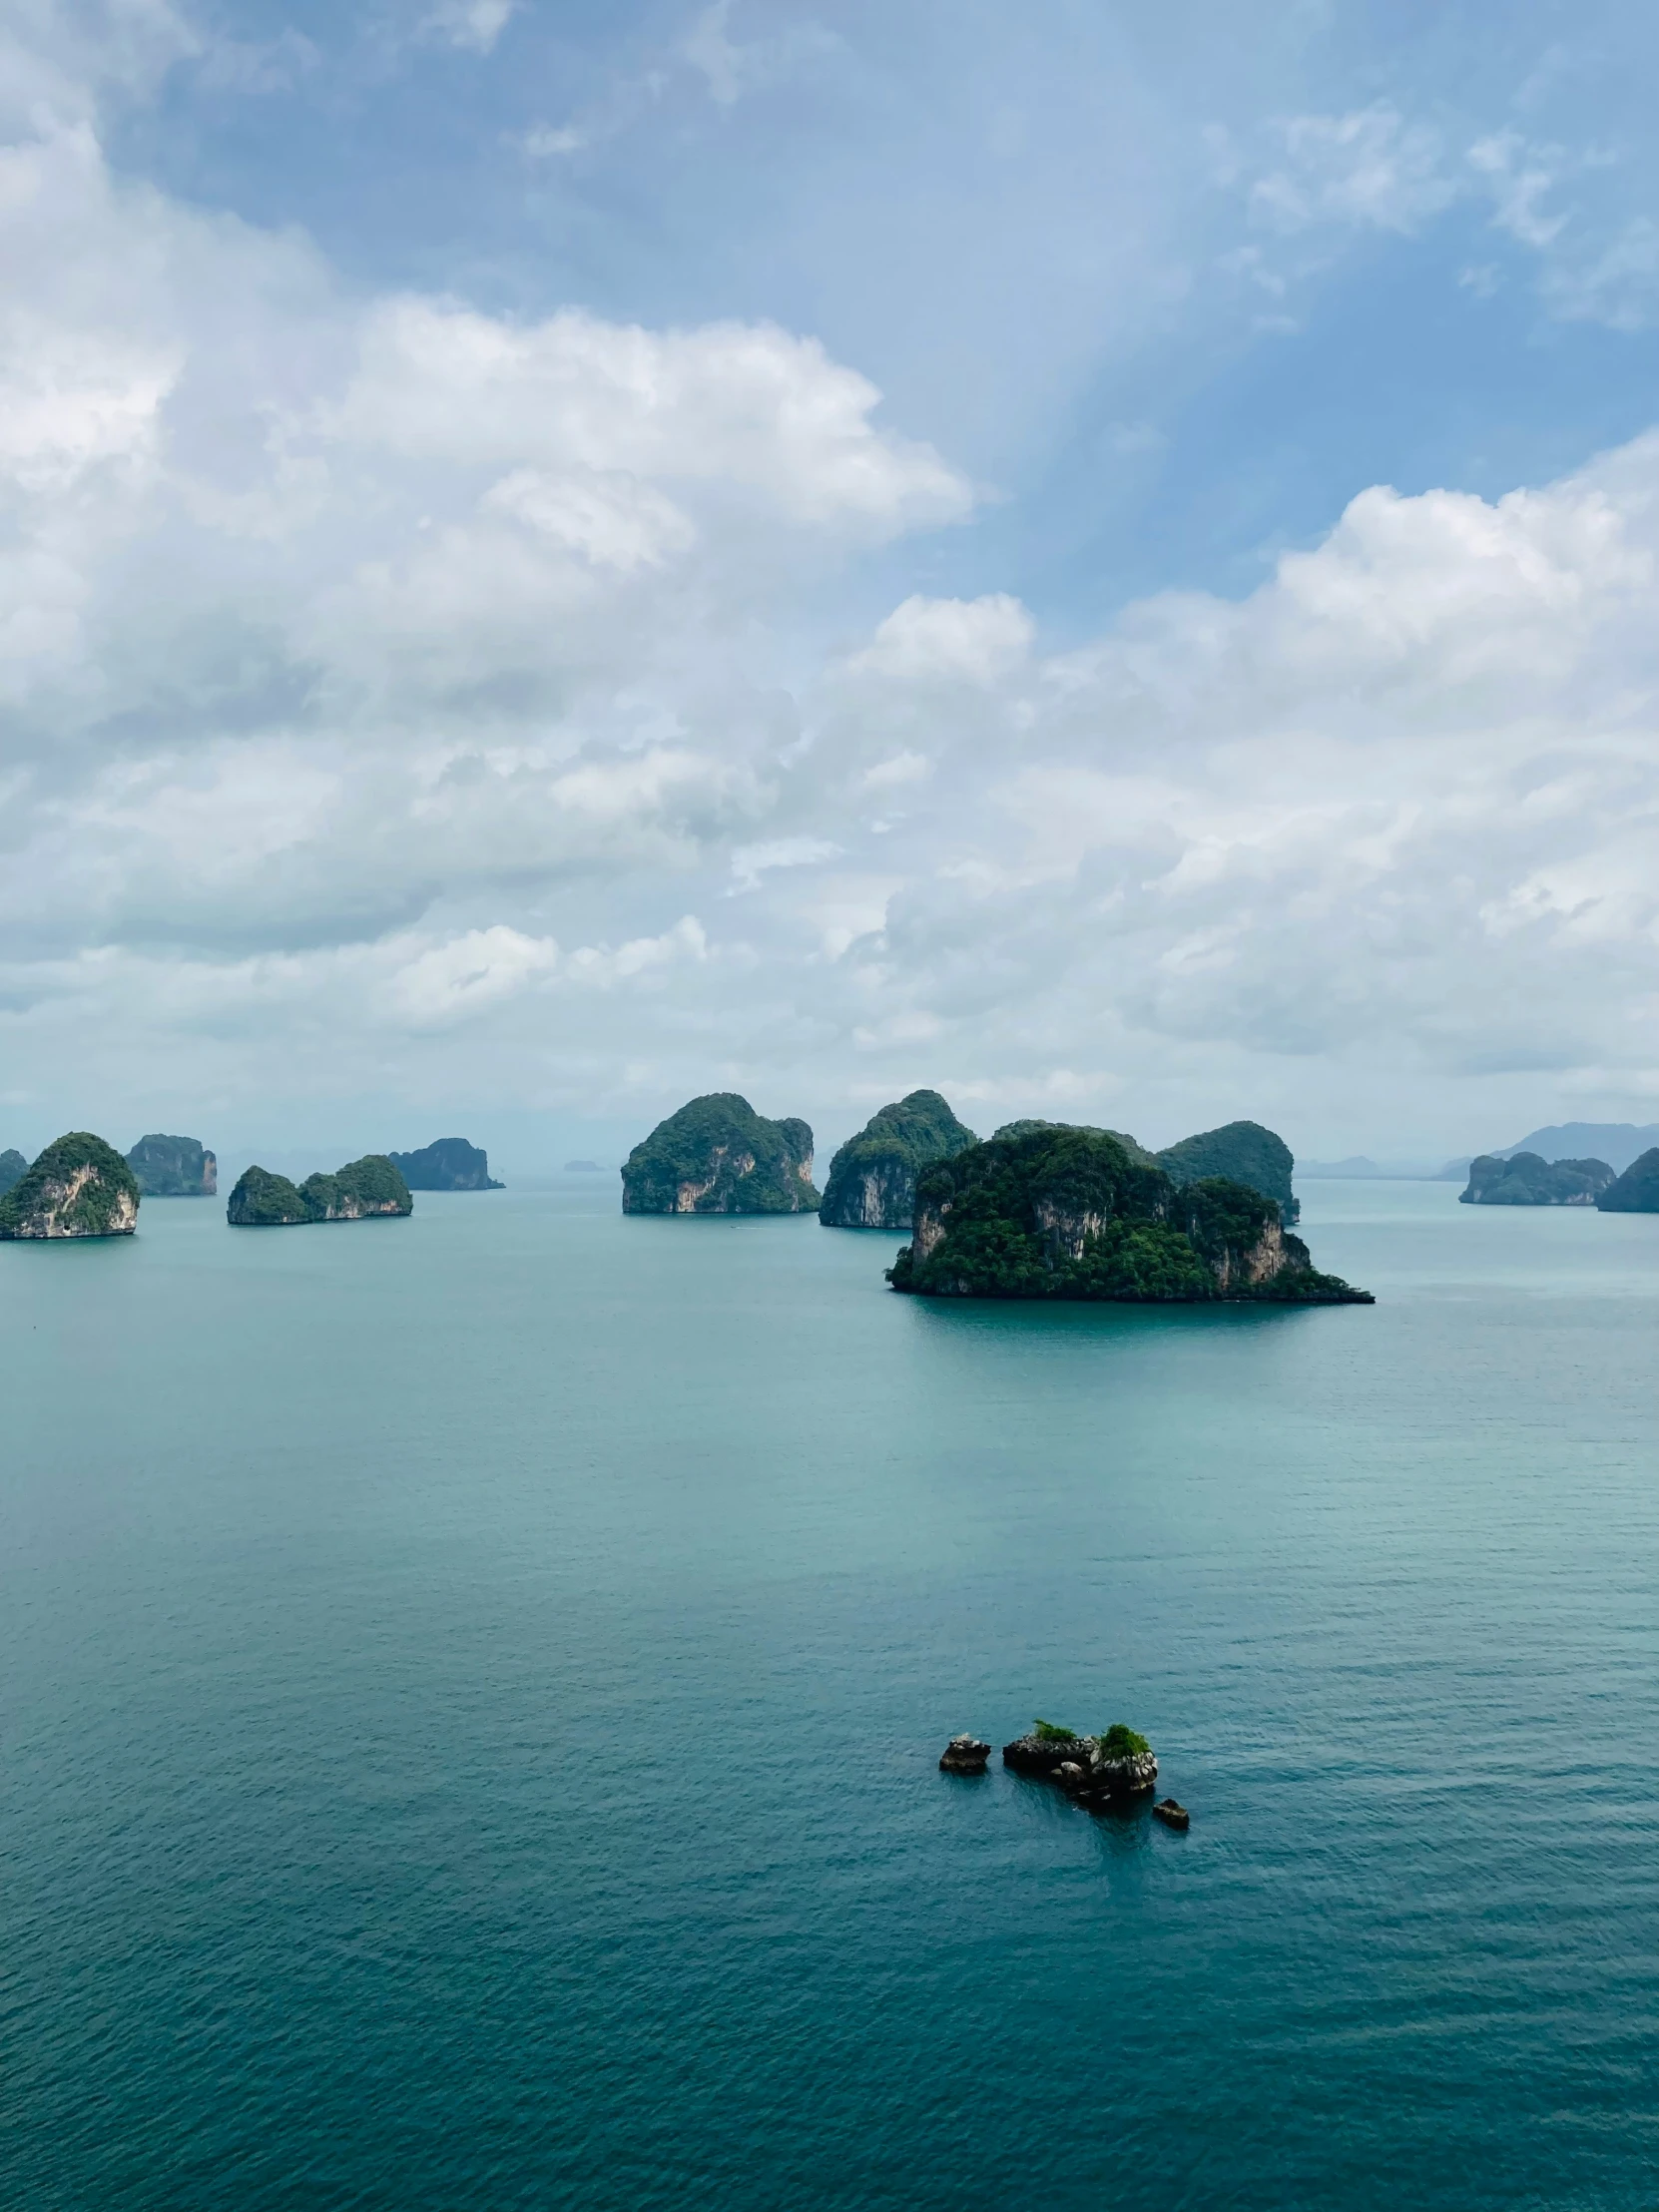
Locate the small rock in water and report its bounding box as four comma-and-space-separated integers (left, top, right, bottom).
1002, 1730, 1092, 1775
939, 1734, 991, 1774
1153, 1798, 1190, 1830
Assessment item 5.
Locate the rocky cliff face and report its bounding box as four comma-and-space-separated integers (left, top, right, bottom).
127, 1134, 218, 1197
228, 1155, 413, 1226
0, 1134, 141, 1239
386, 1138, 502, 1191
820, 1090, 977, 1230
622, 1095, 820, 1214
891, 1125, 1371, 1304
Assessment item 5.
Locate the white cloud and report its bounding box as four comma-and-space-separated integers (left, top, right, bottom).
422, 0, 518, 55
1233, 102, 1659, 336
391, 925, 560, 1025
10, 29, 1659, 1155
518, 122, 586, 159
1251, 104, 1456, 236
682, 1, 835, 110
847, 594, 1033, 684
730, 836, 841, 890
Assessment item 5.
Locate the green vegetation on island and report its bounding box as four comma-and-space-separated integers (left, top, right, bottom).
819, 1090, 977, 1229
0, 1133, 141, 1240
621, 1095, 820, 1214
1595, 1148, 1659, 1213
1098, 1724, 1151, 1759
992, 1116, 1299, 1221
386, 1138, 502, 1191
127, 1134, 218, 1197
885, 1125, 1370, 1304
228, 1155, 413, 1226
994, 1120, 1157, 1166
1461, 1152, 1614, 1206
1155, 1119, 1300, 1226
0, 1149, 26, 1197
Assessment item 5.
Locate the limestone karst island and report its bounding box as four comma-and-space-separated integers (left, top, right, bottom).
228, 1156, 414, 1226
818, 1090, 977, 1229
0, 1134, 142, 1239
1594, 1148, 1659, 1212
623, 1091, 1370, 1303
386, 1138, 502, 1191
621, 1095, 820, 1213
127, 1134, 218, 1197
886, 1122, 1369, 1304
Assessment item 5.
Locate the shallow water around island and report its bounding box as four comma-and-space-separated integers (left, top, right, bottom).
3, 1180, 1658, 2209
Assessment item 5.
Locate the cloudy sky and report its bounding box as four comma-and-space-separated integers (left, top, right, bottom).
7, 0, 1659, 1171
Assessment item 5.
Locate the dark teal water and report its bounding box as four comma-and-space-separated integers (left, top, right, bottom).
4, 1181, 1657, 2209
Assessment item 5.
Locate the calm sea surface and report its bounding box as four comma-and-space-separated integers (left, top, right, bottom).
3, 1179, 1657, 2209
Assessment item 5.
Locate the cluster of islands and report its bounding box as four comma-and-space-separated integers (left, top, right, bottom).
0, 1134, 500, 1240
1458, 1147, 1659, 1210
619, 1089, 1371, 1304
7, 1102, 1659, 1311
940, 1721, 1189, 1829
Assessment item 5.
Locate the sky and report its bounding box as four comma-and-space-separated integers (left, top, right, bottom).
6, 0, 1659, 1172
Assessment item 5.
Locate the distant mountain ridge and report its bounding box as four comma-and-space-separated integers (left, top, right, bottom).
1495, 1124, 1659, 1174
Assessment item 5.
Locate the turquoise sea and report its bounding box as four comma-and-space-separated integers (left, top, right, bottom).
4, 1179, 1658, 2209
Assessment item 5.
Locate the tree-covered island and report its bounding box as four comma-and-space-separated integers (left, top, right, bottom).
1595, 1147, 1659, 1212
127, 1134, 218, 1197
622, 1095, 820, 1213
1461, 1152, 1615, 1205
387, 1138, 502, 1190
886, 1125, 1370, 1303
0, 1133, 141, 1239
228, 1155, 413, 1225
820, 1090, 977, 1229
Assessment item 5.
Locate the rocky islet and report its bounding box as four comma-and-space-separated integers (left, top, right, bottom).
386, 1138, 502, 1191
0, 1134, 141, 1240
228, 1155, 414, 1226
820, 1090, 978, 1230
887, 1125, 1370, 1305
1594, 1148, 1659, 1213
126, 1134, 218, 1198
621, 1094, 820, 1214
1460, 1152, 1614, 1206
940, 1720, 1184, 1821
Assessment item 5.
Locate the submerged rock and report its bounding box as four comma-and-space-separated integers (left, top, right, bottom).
228, 1155, 413, 1226
127, 1133, 218, 1197
0, 1133, 140, 1240
621, 1094, 819, 1214
938, 1734, 991, 1774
